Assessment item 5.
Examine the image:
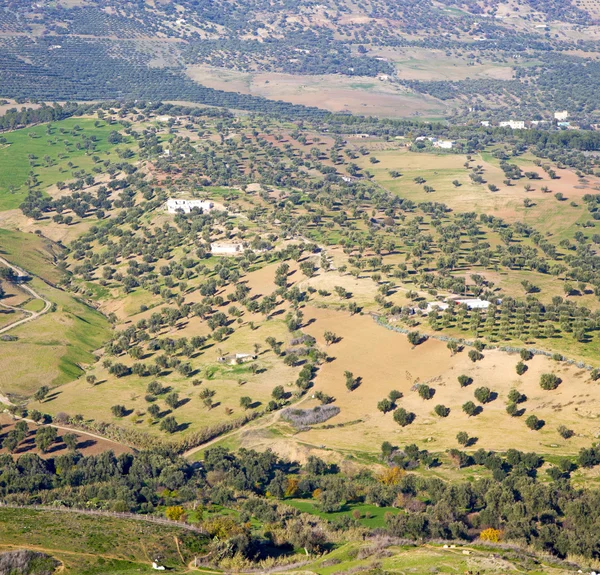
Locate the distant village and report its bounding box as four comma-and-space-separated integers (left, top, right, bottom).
481, 110, 573, 131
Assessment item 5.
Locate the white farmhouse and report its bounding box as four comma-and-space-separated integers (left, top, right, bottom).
218, 353, 257, 365
211, 242, 245, 255
499, 120, 526, 130
434, 140, 455, 150
166, 199, 214, 214
554, 110, 569, 121
424, 298, 497, 313
455, 298, 493, 310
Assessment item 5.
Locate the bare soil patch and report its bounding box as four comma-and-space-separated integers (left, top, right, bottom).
293, 306, 600, 456
0, 413, 131, 458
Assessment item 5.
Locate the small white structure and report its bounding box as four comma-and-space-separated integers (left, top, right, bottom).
455, 298, 493, 310
152, 561, 166, 571
434, 140, 455, 150
424, 298, 496, 313
218, 353, 257, 365
167, 199, 214, 214
499, 120, 526, 130
480, 121, 490, 127
554, 110, 569, 121
425, 302, 449, 313
211, 242, 244, 255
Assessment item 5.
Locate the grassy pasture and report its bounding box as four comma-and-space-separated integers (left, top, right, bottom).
0, 507, 203, 574
357, 149, 596, 241
0, 277, 110, 396
285, 499, 398, 528
295, 541, 580, 575
42, 316, 299, 438
0, 117, 129, 210
0, 227, 62, 284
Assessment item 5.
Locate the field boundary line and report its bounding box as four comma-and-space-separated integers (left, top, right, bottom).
0, 503, 207, 534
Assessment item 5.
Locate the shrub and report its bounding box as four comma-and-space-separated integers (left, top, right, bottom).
557, 425, 574, 439
28, 409, 43, 423
147, 381, 164, 395
462, 401, 478, 416
378, 466, 405, 485
111, 405, 127, 418
473, 340, 485, 352
474, 387, 492, 404
434, 404, 450, 417
456, 431, 469, 446
417, 384, 434, 400
526, 415, 543, 430
520, 349, 533, 361
516, 361, 527, 375
63, 433, 78, 451
35, 426, 57, 453
389, 390, 403, 401
407, 331, 422, 346
165, 506, 185, 521
165, 391, 180, 409
540, 373, 561, 390
393, 407, 415, 427
377, 398, 394, 414
480, 528, 502, 543
281, 405, 340, 427
468, 350, 483, 362
160, 416, 178, 433
458, 375, 472, 387
508, 389, 526, 404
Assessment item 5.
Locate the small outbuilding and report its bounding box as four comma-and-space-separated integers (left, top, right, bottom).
211, 242, 245, 255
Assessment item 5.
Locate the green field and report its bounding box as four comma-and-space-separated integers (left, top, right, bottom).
0, 227, 62, 284
292, 541, 579, 575
0, 117, 131, 210
0, 277, 110, 396
285, 499, 399, 528
22, 298, 45, 312
0, 508, 206, 574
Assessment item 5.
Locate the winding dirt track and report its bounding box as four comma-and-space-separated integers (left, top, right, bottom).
0, 256, 51, 335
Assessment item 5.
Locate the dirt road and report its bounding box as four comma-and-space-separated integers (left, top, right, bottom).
0, 256, 51, 335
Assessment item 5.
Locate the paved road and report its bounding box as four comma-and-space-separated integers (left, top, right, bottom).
0, 255, 51, 335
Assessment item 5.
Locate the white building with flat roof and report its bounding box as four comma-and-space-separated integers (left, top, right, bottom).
424, 298, 497, 313
499, 120, 526, 130
434, 140, 455, 150
555, 111, 569, 121
167, 199, 214, 214
211, 242, 245, 255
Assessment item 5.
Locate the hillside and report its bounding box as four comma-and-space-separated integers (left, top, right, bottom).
1, 0, 600, 119
3, 4, 600, 569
